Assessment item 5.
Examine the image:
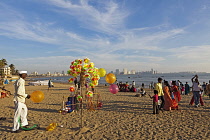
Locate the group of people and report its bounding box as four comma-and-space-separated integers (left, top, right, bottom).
118, 81, 137, 92
150, 75, 210, 114
150, 78, 180, 114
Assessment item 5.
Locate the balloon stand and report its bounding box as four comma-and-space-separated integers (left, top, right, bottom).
65, 58, 117, 127
66, 58, 105, 128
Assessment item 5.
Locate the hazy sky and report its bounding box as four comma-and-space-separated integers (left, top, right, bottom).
1, 0, 210, 74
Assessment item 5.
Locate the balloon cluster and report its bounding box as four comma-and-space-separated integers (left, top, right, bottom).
67, 58, 119, 94
105, 73, 119, 94
68, 58, 101, 87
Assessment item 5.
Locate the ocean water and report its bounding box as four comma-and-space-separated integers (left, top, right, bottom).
30, 73, 210, 87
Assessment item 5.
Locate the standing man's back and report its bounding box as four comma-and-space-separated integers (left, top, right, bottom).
155, 78, 164, 111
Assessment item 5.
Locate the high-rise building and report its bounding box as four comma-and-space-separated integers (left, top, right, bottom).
123, 68, 128, 75
46, 71, 51, 76
151, 68, 154, 74
62, 70, 65, 75
31, 71, 38, 76
131, 70, 136, 74
115, 69, 120, 75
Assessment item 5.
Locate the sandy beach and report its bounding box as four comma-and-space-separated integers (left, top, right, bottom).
0, 81, 210, 140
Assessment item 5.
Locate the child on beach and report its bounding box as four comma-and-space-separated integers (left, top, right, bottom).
149, 90, 159, 114
181, 84, 185, 95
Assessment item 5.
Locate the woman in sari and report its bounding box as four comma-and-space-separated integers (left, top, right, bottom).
163, 81, 178, 110
171, 81, 181, 103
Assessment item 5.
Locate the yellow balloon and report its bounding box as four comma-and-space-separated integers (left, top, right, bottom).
30, 91, 44, 103
98, 68, 106, 77
105, 73, 116, 84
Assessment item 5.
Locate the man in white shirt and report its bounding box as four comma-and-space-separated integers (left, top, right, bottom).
132, 81, 135, 86
12, 71, 30, 133
191, 75, 201, 107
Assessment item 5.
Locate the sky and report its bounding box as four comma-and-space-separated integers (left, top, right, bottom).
1, 0, 210, 74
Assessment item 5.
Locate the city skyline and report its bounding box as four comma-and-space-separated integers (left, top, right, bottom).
29, 68, 204, 77
1, 1, 210, 73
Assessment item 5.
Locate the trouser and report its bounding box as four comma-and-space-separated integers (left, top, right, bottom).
193, 91, 200, 106
153, 102, 159, 114
158, 96, 165, 109
185, 90, 189, 95
190, 95, 204, 106
12, 101, 28, 131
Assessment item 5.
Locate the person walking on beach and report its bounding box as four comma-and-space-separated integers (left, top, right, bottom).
12, 71, 31, 133
202, 82, 207, 95
48, 79, 53, 91
191, 75, 202, 107
185, 82, 190, 95
155, 78, 165, 110
206, 80, 210, 99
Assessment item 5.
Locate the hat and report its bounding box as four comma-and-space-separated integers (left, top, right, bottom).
19, 71, 27, 74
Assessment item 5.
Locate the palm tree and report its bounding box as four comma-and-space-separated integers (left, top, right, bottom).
9, 64, 16, 75
0, 58, 7, 68
15, 70, 19, 75
1, 58, 7, 66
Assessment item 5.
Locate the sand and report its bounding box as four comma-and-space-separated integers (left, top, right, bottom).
0, 81, 210, 140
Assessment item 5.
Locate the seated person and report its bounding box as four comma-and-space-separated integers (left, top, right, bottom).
1, 89, 6, 98
140, 88, 146, 96
0, 87, 11, 98
130, 85, 136, 92
125, 86, 129, 92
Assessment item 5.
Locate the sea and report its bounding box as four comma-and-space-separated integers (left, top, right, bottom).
30, 72, 210, 88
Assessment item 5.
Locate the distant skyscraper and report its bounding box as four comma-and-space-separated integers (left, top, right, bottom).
151, 68, 154, 74
131, 70, 136, 74
62, 70, 66, 75
123, 68, 128, 75
46, 71, 51, 76
116, 69, 120, 75
31, 71, 38, 76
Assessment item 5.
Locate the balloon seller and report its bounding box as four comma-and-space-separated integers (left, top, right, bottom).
12, 71, 31, 133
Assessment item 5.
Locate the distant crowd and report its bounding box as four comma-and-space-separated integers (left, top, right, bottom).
116, 74, 210, 114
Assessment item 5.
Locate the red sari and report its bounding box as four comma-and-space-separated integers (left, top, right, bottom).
171, 85, 181, 103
